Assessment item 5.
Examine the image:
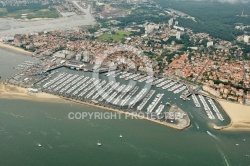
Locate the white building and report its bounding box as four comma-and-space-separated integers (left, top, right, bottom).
173, 25, 184, 32
60, 60, 66, 64
244, 35, 250, 44
168, 18, 173, 28
207, 41, 214, 47
76, 54, 82, 61
21, 14, 27, 18
145, 24, 159, 35
83, 51, 90, 62
176, 31, 181, 40
189, 47, 198, 50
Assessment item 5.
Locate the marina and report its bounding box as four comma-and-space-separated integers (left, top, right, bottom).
0, 38, 248, 166
13, 61, 36, 70
155, 104, 165, 115
137, 90, 155, 111
147, 93, 164, 113
7, 64, 195, 128
198, 95, 215, 120
192, 94, 201, 108
207, 98, 224, 121
5, 58, 231, 128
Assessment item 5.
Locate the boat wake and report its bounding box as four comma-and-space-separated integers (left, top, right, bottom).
189, 112, 194, 119
207, 131, 219, 141
195, 122, 199, 129
217, 147, 230, 166
90, 123, 96, 127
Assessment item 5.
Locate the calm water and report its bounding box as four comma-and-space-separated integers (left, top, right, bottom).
0, 48, 250, 166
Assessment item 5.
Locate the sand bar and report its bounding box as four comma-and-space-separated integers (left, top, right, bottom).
0, 83, 65, 103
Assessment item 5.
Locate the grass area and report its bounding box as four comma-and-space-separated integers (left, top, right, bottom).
26, 8, 59, 19
0, 8, 7, 12
98, 30, 131, 42
0, 8, 59, 19
6, 9, 30, 18
0, 8, 7, 17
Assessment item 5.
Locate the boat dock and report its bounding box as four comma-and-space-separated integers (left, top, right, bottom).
198, 95, 215, 120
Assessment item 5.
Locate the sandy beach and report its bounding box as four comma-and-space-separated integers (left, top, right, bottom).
2, 82, 249, 131
0, 42, 33, 55
0, 83, 65, 103
214, 100, 250, 131
0, 83, 189, 130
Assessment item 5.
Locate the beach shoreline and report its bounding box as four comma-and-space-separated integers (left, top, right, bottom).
0, 83, 66, 103
214, 99, 250, 131
2, 82, 250, 131
0, 83, 190, 130
60, 96, 190, 130
0, 42, 33, 55
2, 75, 250, 131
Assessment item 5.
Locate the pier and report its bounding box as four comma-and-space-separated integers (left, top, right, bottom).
164, 104, 190, 129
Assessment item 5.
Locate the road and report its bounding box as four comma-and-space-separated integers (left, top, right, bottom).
194, 58, 210, 83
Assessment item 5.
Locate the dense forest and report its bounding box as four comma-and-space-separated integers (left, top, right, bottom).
115, 5, 171, 27
154, 0, 250, 41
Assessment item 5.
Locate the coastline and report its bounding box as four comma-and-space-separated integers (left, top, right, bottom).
2, 82, 250, 131
0, 83, 189, 130
0, 83, 66, 103
60, 96, 190, 130
214, 99, 250, 131
0, 42, 33, 55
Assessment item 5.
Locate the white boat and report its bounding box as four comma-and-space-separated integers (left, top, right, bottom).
37, 143, 42, 147
119, 134, 123, 138
97, 141, 102, 146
